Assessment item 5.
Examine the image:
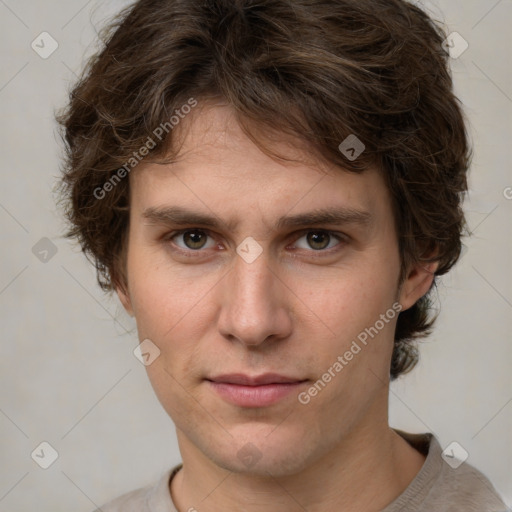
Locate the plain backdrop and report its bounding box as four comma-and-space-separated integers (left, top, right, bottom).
0, 0, 511, 510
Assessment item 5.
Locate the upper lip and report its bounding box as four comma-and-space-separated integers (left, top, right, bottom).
207, 373, 306, 386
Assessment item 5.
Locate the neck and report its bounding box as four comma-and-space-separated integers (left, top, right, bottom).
170, 421, 425, 512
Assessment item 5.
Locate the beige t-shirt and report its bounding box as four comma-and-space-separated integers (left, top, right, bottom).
95, 431, 507, 511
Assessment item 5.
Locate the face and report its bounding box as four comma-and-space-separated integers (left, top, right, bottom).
118, 102, 433, 477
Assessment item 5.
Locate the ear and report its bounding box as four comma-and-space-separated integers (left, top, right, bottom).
398, 260, 438, 311
116, 284, 134, 317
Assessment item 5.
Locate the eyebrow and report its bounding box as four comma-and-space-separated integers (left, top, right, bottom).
142, 206, 372, 231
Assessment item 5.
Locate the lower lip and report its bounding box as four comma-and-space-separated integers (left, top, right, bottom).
207, 381, 307, 407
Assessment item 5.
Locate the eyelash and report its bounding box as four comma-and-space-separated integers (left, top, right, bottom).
163, 228, 347, 258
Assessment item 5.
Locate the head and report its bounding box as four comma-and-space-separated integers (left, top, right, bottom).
57, 0, 469, 476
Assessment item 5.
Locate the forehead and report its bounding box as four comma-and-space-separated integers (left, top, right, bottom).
163, 100, 335, 175
131, 102, 391, 224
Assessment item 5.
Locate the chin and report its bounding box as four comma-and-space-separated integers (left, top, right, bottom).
204, 425, 325, 478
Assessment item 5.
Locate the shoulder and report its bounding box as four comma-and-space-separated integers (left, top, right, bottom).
388, 431, 506, 511
91, 465, 181, 512
93, 485, 150, 512
433, 456, 507, 511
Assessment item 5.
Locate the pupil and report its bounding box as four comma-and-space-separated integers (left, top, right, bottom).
307, 232, 329, 250
184, 230, 206, 249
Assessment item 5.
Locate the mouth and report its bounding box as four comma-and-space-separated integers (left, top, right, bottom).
206, 373, 309, 407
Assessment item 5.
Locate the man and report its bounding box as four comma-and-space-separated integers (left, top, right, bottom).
57, 0, 507, 510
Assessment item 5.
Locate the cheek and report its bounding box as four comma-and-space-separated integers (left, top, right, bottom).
126, 258, 221, 385
126, 246, 216, 339
291, 261, 400, 387
299, 274, 399, 407
129, 272, 211, 413
297, 268, 398, 332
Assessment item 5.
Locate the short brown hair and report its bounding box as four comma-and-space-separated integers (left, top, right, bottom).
56, 0, 470, 379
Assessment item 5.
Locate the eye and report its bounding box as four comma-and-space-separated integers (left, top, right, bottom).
171, 229, 216, 250
293, 231, 342, 251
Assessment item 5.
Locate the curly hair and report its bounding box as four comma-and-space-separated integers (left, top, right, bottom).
56, 0, 470, 379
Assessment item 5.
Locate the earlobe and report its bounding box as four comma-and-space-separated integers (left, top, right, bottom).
116, 285, 134, 317
399, 261, 438, 311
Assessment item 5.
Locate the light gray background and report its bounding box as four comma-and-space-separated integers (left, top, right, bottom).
0, 0, 511, 510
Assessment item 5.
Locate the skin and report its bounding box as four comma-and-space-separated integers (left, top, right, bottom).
117, 101, 437, 512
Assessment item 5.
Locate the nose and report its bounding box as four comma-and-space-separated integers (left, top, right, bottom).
217, 251, 293, 348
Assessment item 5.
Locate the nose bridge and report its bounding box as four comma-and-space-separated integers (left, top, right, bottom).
231, 252, 275, 316
218, 250, 291, 346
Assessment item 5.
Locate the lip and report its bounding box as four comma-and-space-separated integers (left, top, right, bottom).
208, 373, 304, 386
206, 373, 308, 407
